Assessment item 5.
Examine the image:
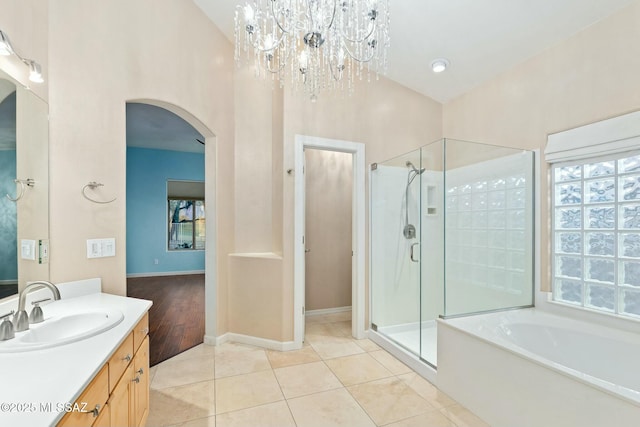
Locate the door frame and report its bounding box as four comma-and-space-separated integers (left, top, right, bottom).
294, 135, 366, 346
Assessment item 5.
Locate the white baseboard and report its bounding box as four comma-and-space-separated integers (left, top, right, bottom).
305, 306, 352, 317
126, 270, 205, 278
203, 332, 300, 351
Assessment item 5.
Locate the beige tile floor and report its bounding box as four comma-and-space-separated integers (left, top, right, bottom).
147, 312, 490, 427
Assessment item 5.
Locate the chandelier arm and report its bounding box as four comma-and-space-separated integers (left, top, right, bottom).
250, 31, 287, 53
326, 0, 338, 29
265, 57, 286, 74
265, 45, 289, 74
307, 1, 317, 31
269, 0, 292, 34
342, 41, 376, 63
340, 19, 377, 44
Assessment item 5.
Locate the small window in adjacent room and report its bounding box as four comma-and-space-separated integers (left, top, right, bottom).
167, 180, 205, 251
551, 152, 640, 318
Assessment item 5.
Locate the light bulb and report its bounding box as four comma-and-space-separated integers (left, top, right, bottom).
0, 31, 12, 56
264, 34, 275, 51
299, 51, 308, 70
28, 61, 43, 83
243, 4, 254, 22
337, 48, 345, 67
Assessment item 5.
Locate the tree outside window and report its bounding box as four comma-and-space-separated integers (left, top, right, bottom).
168, 199, 205, 250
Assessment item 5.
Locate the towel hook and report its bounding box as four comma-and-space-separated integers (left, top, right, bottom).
82, 181, 117, 204
6, 178, 35, 202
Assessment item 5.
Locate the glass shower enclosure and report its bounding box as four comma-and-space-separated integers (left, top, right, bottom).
370, 138, 535, 368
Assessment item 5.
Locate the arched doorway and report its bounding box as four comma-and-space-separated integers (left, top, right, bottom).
124, 100, 216, 365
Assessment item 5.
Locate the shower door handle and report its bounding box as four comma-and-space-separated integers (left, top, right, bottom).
410, 243, 419, 263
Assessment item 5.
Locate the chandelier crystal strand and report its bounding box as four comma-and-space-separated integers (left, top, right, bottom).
235, 0, 389, 101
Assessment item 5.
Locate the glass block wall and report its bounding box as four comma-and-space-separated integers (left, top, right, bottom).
444, 141, 534, 316
552, 153, 640, 318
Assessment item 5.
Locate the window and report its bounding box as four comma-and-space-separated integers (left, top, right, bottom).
551, 152, 640, 318
168, 199, 205, 250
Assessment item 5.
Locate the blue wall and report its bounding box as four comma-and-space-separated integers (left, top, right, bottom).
126, 147, 205, 275
0, 150, 17, 282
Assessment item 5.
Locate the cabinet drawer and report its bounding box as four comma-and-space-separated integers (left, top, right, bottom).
57, 365, 109, 427
108, 333, 134, 393
133, 312, 149, 353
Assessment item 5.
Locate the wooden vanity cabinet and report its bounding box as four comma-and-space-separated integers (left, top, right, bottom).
57, 365, 109, 427
131, 336, 149, 427
57, 313, 149, 427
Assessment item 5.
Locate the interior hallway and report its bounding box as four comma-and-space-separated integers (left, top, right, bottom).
147, 311, 489, 427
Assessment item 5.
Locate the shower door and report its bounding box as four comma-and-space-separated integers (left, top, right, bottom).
370, 149, 423, 358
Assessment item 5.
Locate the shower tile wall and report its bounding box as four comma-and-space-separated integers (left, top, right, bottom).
445, 152, 533, 315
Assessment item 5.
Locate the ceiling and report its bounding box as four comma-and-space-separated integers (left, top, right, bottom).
129, 1, 636, 153
194, 0, 636, 103
126, 103, 204, 153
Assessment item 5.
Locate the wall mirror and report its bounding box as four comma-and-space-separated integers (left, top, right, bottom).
0, 67, 49, 299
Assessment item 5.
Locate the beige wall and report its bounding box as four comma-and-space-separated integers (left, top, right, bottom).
0, 0, 49, 290
228, 254, 285, 341
46, 0, 235, 336
227, 74, 442, 342
280, 79, 444, 339
443, 1, 640, 291
305, 149, 352, 311
10, 0, 634, 344
0, 0, 48, 102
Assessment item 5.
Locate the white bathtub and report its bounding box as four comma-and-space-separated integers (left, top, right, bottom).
437, 308, 640, 427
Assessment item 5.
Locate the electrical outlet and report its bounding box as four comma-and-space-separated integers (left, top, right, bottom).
39, 239, 49, 264
87, 239, 102, 258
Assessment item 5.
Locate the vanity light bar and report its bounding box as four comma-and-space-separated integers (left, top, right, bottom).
0, 29, 43, 83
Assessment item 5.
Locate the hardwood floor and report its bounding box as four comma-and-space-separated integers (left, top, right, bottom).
127, 274, 204, 366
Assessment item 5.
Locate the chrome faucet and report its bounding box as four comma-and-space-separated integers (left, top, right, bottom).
13, 281, 61, 332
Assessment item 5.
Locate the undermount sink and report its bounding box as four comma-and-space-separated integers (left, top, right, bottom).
0, 310, 124, 352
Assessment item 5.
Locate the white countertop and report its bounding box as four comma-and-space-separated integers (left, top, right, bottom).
0, 281, 151, 426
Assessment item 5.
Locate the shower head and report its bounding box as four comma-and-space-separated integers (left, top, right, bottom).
406, 161, 425, 175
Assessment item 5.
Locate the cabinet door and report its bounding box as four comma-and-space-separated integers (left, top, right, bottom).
57, 365, 109, 427
109, 364, 132, 427
93, 403, 110, 427
132, 336, 149, 427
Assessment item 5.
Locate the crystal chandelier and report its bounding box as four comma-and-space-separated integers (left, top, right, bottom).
235, 0, 390, 101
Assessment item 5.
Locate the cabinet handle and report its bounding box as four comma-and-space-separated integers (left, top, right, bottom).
142, 327, 149, 335
81, 404, 100, 418
122, 354, 132, 362
137, 368, 144, 375
132, 376, 140, 384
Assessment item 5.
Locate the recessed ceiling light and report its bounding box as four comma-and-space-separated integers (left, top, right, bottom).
431, 58, 449, 73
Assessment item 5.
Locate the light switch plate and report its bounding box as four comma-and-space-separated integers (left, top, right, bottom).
87, 238, 116, 258
102, 238, 115, 257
